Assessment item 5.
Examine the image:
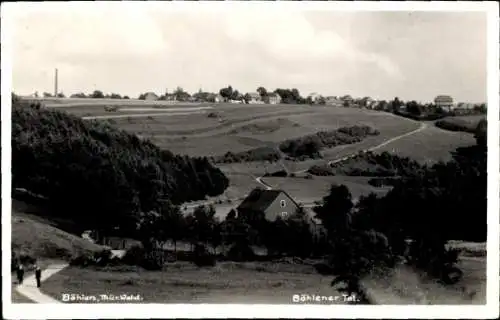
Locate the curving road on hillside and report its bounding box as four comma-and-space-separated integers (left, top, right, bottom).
256, 121, 428, 189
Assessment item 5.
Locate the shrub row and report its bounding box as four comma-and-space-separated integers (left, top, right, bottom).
279, 125, 380, 159
435, 118, 481, 133
215, 147, 281, 164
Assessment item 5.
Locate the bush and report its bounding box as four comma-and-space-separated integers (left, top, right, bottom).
122, 245, 146, 265
70, 252, 96, 267
227, 243, 256, 262
435, 118, 477, 133
215, 147, 281, 164
10, 251, 36, 270
104, 105, 118, 112
70, 249, 113, 267
314, 262, 335, 276
263, 170, 288, 177
122, 245, 165, 270
94, 249, 113, 266
192, 244, 216, 267
368, 177, 400, 187
307, 165, 334, 176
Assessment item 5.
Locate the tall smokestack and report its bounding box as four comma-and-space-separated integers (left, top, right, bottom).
54, 68, 58, 97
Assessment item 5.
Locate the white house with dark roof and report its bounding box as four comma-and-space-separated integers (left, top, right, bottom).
247, 92, 264, 104
237, 188, 300, 222
265, 93, 281, 104
236, 188, 326, 242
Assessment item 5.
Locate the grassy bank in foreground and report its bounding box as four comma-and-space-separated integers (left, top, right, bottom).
41, 262, 345, 304
39, 255, 485, 304
361, 258, 485, 305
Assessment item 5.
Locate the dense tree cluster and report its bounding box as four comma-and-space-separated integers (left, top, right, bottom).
273, 88, 305, 104
219, 85, 243, 101
215, 147, 281, 164
435, 117, 485, 134
279, 126, 379, 159
330, 151, 426, 177
69, 91, 124, 99
12, 100, 229, 235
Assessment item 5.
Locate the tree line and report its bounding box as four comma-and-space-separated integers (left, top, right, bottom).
12, 95, 229, 236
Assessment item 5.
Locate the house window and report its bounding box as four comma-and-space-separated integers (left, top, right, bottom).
280, 200, 286, 207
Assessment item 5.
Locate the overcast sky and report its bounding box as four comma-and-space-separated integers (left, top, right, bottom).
9, 4, 487, 102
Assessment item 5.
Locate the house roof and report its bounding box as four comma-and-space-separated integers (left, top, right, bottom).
267, 93, 280, 98
248, 92, 261, 99
434, 95, 453, 103
237, 188, 300, 213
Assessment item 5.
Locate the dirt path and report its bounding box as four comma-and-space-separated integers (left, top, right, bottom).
15, 263, 68, 303
15, 250, 124, 303
256, 120, 428, 188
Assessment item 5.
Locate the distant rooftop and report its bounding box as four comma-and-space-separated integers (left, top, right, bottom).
434, 95, 453, 102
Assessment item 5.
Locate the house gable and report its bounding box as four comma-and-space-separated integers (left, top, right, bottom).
263, 191, 300, 221
237, 188, 301, 221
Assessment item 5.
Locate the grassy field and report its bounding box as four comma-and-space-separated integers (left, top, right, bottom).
375, 124, 476, 164
53, 102, 475, 163
261, 176, 390, 204
41, 262, 347, 304
40, 256, 485, 304
58, 104, 419, 157
42, 101, 478, 162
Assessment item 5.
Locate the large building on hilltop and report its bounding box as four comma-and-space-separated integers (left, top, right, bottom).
434, 95, 454, 112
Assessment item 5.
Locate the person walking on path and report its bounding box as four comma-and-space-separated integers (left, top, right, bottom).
17, 264, 25, 285
34, 264, 42, 288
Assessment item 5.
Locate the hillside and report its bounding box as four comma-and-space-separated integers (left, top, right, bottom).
11, 101, 229, 234
12, 200, 104, 261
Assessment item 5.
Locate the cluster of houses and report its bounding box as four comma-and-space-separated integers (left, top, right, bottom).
308, 93, 484, 113
62, 88, 482, 113
141, 91, 282, 104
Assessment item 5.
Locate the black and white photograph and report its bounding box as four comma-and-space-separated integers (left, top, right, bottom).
2, 1, 499, 319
